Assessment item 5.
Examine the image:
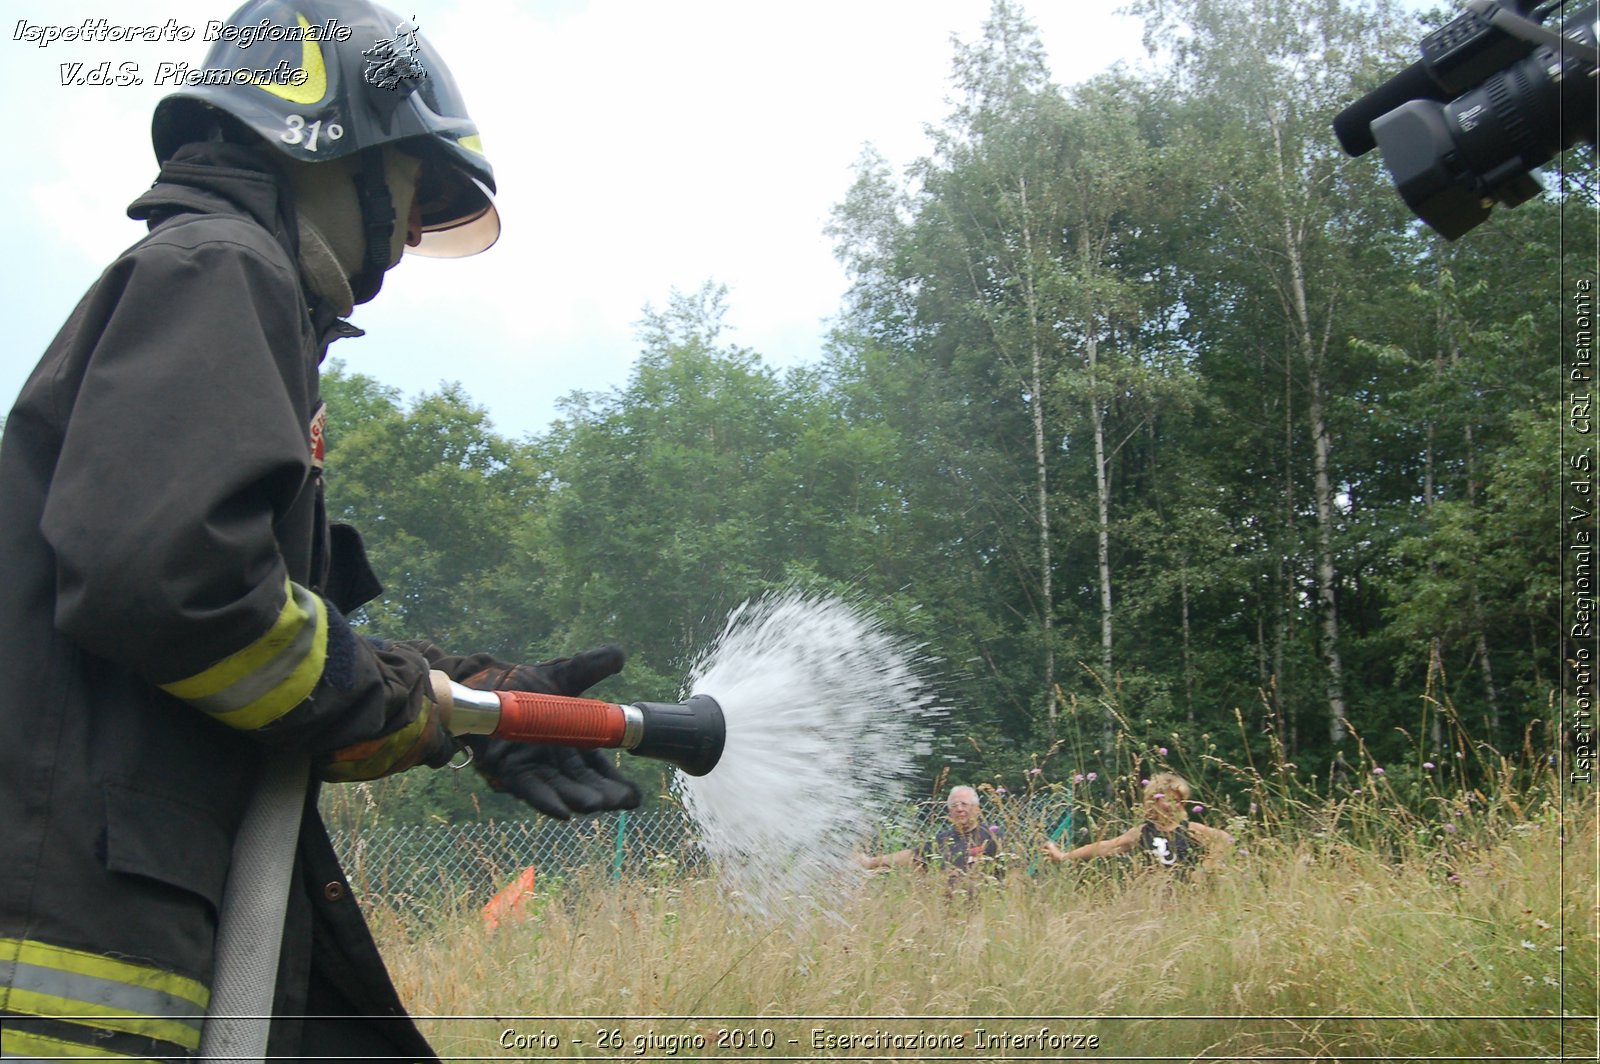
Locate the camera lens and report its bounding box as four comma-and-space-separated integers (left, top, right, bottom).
1444, 48, 1566, 179
1370, 14, 1597, 239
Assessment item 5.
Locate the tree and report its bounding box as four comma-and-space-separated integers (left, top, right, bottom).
1134, 0, 1420, 749
320, 366, 547, 656
918, 0, 1073, 728
830, 3, 1183, 756
535, 283, 918, 697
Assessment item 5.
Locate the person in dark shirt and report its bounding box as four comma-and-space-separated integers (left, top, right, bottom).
1043, 772, 1232, 873
858, 785, 1006, 881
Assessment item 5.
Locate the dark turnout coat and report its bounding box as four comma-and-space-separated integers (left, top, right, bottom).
0, 142, 463, 1061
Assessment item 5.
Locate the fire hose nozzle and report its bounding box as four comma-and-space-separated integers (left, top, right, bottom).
623, 695, 726, 777
440, 675, 725, 777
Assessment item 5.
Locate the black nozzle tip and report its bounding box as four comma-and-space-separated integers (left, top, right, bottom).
629, 694, 726, 777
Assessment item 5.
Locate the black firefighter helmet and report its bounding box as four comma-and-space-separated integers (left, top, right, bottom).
152, 0, 499, 259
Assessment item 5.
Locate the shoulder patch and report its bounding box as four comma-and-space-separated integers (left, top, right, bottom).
309, 402, 327, 469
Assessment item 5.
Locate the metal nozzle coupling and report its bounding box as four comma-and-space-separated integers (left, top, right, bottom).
446, 682, 505, 735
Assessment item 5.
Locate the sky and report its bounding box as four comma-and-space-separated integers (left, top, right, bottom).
1, 0, 1160, 441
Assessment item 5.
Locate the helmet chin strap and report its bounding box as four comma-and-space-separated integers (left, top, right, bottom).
350, 148, 394, 305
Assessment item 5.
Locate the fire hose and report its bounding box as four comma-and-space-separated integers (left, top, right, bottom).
199, 678, 724, 1063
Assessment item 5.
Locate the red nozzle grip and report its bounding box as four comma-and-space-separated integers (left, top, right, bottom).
490, 690, 628, 748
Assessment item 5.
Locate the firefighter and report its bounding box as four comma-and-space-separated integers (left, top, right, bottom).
0, 2, 639, 1059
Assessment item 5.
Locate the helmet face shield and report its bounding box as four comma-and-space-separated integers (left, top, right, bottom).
410, 164, 500, 257
152, 0, 499, 255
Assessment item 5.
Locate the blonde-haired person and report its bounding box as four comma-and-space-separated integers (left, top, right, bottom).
1043, 773, 1232, 872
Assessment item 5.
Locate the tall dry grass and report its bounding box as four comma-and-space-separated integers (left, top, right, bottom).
332, 679, 1597, 1060
363, 786, 1593, 1060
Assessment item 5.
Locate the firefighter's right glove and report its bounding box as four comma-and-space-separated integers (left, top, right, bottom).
457, 645, 644, 820
323, 678, 455, 783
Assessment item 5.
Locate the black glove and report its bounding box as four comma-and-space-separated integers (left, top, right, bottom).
458, 645, 644, 820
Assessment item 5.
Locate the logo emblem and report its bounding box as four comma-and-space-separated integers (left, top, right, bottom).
363, 19, 428, 91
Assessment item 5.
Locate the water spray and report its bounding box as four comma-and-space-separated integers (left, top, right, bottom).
672, 590, 946, 917
205, 591, 930, 1063
439, 590, 945, 919
436, 675, 726, 776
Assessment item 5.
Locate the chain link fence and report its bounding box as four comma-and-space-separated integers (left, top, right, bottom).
330, 808, 703, 907
330, 791, 1075, 909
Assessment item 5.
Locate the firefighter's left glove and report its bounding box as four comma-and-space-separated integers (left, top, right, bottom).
468, 743, 642, 821
323, 675, 456, 783
458, 645, 643, 820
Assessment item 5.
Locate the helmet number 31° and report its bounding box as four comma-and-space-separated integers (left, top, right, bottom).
280, 114, 344, 152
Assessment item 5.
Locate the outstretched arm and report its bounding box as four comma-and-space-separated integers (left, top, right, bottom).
1189, 822, 1235, 859
857, 847, 917, 870
1044, 824, 1142, 862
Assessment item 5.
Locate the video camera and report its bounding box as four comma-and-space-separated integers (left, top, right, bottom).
1333, 0, 1597, 239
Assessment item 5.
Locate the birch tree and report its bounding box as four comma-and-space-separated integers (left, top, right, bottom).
1135, 0, 1414, 745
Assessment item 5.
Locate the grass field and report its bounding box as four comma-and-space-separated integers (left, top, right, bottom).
355, 750, 1597, 1062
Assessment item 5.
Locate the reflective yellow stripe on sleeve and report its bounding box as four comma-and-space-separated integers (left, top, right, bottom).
158, 577, 328, 731
0, 937, 210, 1053
2, 1026, 166, 1061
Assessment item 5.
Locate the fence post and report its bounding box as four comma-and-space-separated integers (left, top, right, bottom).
1028, 786, 1074, 876
1052, 785, 1074, 845
612, 809, 627, 881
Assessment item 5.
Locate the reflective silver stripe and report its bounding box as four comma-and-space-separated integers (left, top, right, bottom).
1, 937, 207, 1054
181, 581, 325, 723
1, 956, 206, 1036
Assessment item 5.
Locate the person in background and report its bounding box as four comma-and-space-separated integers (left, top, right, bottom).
1042, 772, 1232, 873
858, 784, 1007, 882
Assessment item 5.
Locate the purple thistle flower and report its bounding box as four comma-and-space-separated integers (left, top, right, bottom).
1423, 761, 1436, 770
1086, 772, 1098, 782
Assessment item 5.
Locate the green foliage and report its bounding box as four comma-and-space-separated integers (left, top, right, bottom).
1386, 406, 1561, 708
533, 282, 917, 695
312, 0, 1580, 826
320, 365, 550, 657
